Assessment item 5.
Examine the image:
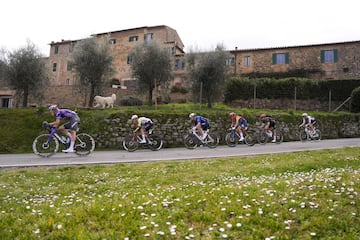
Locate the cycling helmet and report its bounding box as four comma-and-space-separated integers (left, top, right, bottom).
189, 113, 196, 118
260, 113, 266, 118
131, 115, 138, 120
48, 105, 58, 112
302, 113, 308, 117
229, 112, 236, 117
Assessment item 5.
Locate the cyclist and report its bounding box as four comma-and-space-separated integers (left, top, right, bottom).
259, 113, 277, 143
48, 105, 80, 153
131, 115, 153, 143
229, 112, 248, 141
189, 113, 210, 140
299, 113, 316, 132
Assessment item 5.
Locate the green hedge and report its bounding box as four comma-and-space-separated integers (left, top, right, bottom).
224, 77, 360, 103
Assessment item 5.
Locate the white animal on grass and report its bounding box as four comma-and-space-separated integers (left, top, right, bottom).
93, 94, 116, 108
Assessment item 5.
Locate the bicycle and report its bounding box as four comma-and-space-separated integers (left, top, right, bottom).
183, 128, 219, 149
255, 127, 283, 144
32, 121, 95, 157
122, 129, 163, 152
299, 125, 321, 141
225, 127, 256, 147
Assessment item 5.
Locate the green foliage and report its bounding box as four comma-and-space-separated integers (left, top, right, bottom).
6, 41, 49, 107
186, 45, 230, 108
224, 77, 360, 103
131, 42, 173, 106
350, 86, 360, 112
72, 37, 114, 107
119, 96, 143, 106
170, 85, 188, 94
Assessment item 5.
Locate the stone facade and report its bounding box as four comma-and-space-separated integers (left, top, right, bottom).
230, 40, 360, 80
45, 25, 186, 107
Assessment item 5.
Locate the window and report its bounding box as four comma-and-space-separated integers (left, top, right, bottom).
54, 45, 59, 54
129, 36, 138, 42
244, 56, 251, 67
1, 98, 10, 108
67, 61, 73, 71
127, 55, 134, 65
109, 39, 116, 44
321, 49, 338, 63
272, 53, 289, 64
65, 78, 71, 85
144, 33, 153, 42
52, 63, 57, 72
69, 43, 75, 52
225, 57, 235, 66
174, 59, 184, 70
167, 47, 175, 55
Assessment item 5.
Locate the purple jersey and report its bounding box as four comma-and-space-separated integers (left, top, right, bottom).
55, 109, 78, 120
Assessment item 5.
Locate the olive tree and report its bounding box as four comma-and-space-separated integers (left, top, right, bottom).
72, 37, 114, 107
186, 45, 230, 108
6, 41, 48, 107
131, 42, 172, 106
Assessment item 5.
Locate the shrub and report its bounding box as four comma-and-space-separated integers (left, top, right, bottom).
350, 86, 360, 112
119, 96, 143, 106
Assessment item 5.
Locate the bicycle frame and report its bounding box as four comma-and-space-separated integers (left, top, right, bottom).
47, 128, 68, 146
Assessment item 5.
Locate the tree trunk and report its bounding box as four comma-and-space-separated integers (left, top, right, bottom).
148, 82, 153, 106
22, 87, 28, 107
207, 96, 212, 108
89, 85, 96, 107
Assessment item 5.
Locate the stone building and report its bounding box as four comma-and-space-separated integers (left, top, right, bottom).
45, 25, 186, 107
230, 40, 360, 80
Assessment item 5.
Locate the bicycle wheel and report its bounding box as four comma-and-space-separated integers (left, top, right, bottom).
184, 134, 198, 149
32, 134, 59, 158
122, 134, 139, 152
257, 131, 268, 145
312, 129, 321, 141
148, 135, 163, 151
244, 133, 256, 146
225, 132, 239, 147
206, 132, 219, 149
299, 130, 308, 142
275, 131, 283, 144
75, 133, 96, 156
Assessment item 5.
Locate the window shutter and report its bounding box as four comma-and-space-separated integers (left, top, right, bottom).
320, 50, 325, 63
272, 53, 276, 64
285, 53, 289, 64
333, 49, 338, 63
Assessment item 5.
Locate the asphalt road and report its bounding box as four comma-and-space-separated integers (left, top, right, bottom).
0, 138, 359, 168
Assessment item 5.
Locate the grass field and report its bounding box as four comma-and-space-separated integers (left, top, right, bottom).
1, 148, 359, 239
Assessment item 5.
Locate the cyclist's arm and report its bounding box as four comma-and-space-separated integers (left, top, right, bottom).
133, 119, 142, 132
49, 118, 61, 128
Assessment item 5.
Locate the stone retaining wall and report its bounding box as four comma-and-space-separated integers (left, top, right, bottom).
92, 114, 360, 149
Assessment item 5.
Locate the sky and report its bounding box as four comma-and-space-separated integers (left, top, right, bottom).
1, 0, 360, 56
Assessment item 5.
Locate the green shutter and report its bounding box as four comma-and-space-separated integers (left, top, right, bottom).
285, 52, 289, 64
320, 50, 325, 63
272, 53, 276, 64
333, 49, 338, 63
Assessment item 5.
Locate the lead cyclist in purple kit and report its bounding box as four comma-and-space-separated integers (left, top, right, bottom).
48, 105, 80, 153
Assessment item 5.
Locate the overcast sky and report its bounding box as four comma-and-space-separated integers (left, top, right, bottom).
2, 0, 360, 56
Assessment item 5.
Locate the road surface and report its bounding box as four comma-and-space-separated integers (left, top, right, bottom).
0, 138, 359, 168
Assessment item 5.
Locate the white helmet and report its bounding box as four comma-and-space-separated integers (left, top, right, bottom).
131, 115, 138, 120
48, 105, 58, 112
189, 113, 196, 118
302, 113, 308, 117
